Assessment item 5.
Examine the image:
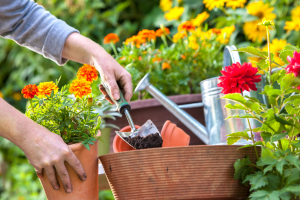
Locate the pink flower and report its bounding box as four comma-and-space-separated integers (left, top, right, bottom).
218, 62, 262, 94
285, 51, 300, 77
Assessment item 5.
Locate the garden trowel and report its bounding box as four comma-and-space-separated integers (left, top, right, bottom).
101, 82, 162, 149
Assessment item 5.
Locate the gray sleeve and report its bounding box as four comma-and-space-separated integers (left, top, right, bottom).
0, 0, 79, 65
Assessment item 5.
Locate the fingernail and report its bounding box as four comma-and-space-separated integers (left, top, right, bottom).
113, 93, 120, 100
65, 185, 72, 193
54, 185, 59, 190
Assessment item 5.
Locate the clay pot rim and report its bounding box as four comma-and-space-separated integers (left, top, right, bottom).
69, 132, 101, 152
101, 145, 244, 157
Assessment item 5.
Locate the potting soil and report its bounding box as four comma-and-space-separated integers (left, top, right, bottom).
124, 133, 163, 149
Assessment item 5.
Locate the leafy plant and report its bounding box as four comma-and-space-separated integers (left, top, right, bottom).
222, 19, 300, 200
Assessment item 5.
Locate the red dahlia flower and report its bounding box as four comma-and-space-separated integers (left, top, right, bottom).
285, 51, 300, 77
217, 62, 261, 94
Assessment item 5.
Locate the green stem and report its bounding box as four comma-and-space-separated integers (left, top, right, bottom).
248, 110, 276, 133
161, 35, 168, 47
110, 42, 118, 56
266, 27, 272, 85
246, 116, 259, 160
29, 99, 35, 114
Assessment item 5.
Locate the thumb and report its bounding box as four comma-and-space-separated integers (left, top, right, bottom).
108, 80, 120, 100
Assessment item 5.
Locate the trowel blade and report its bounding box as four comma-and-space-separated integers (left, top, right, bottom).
115, 119, 161, 149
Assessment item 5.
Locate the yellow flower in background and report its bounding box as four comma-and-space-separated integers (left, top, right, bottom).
188, 35, 199, 50
160, 0, 172, 12
194, 28, 213, 41
0, 91, 3, 98
243, 20, 266, 42
262, 38, 288, 66
291, 6, 300, 19
203, 0, 226, 11
164, 7, 184, 21
37, 81, 59, 98
216, 25, 235, 44
191, 12, 210, 27
246, 1, 276, 20
284, 20, 300, 31
226, 0, 246, 10
173, 32, 187, 43
13, 92, 22, 101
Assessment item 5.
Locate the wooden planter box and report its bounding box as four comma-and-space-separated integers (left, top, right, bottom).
106, 93, 205, 153
99, 145, 257, 200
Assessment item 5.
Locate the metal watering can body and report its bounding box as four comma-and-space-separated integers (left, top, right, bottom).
135, 45, 267, 145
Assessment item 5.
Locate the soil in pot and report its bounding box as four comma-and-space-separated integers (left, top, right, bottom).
123, 133, 163, 149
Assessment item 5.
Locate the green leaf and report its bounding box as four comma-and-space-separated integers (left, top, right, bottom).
257, 59, 269, 70
283, 45, 299, 51
279, 50, 294, 64
284, 94, 300, 104
276, 159, 288, 175
221, 93, 247, 104
83, 143, 90, 151
260, 147, 278, 165
236, 47, 267, 59
234, 156, 252, 180
284, 185, 300, 196
271, 133, 287, 143
261, 132, 272, 143
274, 115, 294, 126
249, 190, 270, 198
286, 154, 300, 169
284, 168, 300, 185
248, 171, 269, 191
281, 138, 290, 151
279, 73, 295, 90
279, 192, 292, 200
267, 173, 281, 190
226, 113, 255, 120
224, 103, 246, 110
263, 164, 274, 174
268, 191, 280, 200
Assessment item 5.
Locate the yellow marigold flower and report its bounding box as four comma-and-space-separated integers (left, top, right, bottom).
284, 20, 300, 31
0, 91, 3, 98
262, 38, 288, 66
37, 82, 59, 98
246, 1, 276, 20
173, 32, 187, 43
226, 0, 246, 10
243, 20, 266, 42
162, 62, 171, 70
160, 0, 172, 12
216, 25, 235, 44
138, 29, 156, 42
191, 12, 210, 27
13, 92, 22, 101
203, 0, 226, 11
188, 35, 199, 50
291, 6, 300, 20
103, 33, 119, 44
164, 7, 184, 21
194, 28, 213, 40
69, 79, 92, 98
77, 64, 98, 83
178, 21, 196, 33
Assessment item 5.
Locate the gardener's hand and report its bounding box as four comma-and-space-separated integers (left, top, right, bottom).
21, 125, 87, 193
62, 32, 133, 102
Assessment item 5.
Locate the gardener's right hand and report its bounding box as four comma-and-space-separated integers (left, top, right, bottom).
21, 124, 87, 193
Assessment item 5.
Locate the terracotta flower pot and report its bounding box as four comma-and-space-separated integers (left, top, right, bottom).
113, 121, 190, 153
39, 136, 99, 200
99, 145, 258, 200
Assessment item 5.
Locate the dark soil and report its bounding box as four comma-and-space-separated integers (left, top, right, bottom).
124, 133, 163, 149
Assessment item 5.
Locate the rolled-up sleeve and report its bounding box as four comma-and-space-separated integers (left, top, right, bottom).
0, 0, 79, 65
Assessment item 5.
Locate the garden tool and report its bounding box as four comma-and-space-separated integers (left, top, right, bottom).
101, 82, 161, 149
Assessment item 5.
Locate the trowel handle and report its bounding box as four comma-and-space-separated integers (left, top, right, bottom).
101, 82, 131, 114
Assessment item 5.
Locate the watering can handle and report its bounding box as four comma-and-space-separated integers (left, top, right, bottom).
223, 45, 241, 70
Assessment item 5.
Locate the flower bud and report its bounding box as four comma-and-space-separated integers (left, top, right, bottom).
97, 102, 102, 106
87, 97, 93, 108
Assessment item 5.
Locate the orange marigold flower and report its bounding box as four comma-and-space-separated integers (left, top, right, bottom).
125, 35, 146, 48
77, 64, 98, 83
138, 30, 156, 42
162, 62, 171, 70
37, 81, 59, 98
180, 54, 186, 60
21, 84, 39, 99
103, 33, 119, 44
178, 21, 196, 33
69, 79, 92, 98
152, 57, 162, 62
156, 28, 170, 37
211, 28, 221, 34
138, 56, 142, 61
173, 32, 187, 43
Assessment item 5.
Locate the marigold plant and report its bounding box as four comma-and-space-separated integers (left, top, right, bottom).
77, 64, 99, 83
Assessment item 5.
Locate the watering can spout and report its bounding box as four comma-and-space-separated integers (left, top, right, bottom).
135, 73, 209, 144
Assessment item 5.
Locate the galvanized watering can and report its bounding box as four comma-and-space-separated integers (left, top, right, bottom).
135, 45, 266, 145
